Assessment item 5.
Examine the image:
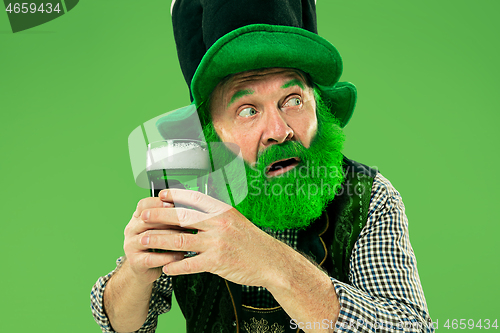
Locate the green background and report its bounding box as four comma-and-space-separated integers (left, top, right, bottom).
1, 0, 498, 331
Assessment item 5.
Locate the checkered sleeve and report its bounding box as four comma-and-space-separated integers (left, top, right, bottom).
90, 257, 173, 332
331, 173, 434, 332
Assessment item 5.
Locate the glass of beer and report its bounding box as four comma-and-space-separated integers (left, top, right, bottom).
146, 139, 210, 197
146, 140, 209, 255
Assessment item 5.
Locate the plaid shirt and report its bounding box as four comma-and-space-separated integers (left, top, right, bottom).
91, 173, 433, 332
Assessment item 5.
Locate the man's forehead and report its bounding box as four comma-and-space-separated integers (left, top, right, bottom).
223, 67, 309, 89
213, 67, 310, 104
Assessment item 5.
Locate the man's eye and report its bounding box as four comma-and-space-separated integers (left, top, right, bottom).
284, 97, 301, 107
238, 107, 257, 117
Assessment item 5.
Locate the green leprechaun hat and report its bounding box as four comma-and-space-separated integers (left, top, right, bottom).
157, 0, 356, 140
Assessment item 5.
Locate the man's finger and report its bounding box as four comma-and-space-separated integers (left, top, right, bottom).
141, 231, 202, 253
140, 228, 190, 237
134, 197, 174, 218
142, 251, 185, 269
159, 189, 230, 215
141, 207, 212, 228
162, 255, 204, 276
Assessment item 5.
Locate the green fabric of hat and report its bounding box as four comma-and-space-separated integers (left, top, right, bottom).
191, 24, 356, 128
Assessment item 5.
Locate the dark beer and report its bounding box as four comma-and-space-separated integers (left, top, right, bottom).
146, 140, 208, 255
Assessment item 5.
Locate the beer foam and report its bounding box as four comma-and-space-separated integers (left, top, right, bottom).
147, 142, 210, 170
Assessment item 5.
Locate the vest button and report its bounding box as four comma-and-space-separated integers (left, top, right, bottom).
232, 320, 237, 327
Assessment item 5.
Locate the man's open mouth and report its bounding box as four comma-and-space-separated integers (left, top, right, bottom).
266, 157, 300, 177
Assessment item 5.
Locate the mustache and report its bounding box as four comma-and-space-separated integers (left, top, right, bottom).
254, 140, 307, 171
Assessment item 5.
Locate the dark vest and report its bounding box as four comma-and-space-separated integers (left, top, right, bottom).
172, 158, 377, 333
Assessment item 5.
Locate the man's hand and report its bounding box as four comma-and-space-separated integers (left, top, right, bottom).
138, 188, 290, 288
104, 196, 196, 332
122, 196, 188, 285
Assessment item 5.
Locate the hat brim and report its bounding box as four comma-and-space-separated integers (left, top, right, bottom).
320, 81, 357, 127
192, 23, 343, 103
191, 24, 356, 127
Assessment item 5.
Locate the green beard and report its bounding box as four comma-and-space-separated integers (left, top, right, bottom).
203, 96, 346, 230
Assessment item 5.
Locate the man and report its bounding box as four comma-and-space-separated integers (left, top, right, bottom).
91, 1, 433, 332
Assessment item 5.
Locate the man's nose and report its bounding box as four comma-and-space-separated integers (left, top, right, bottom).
262, 107, 294, 146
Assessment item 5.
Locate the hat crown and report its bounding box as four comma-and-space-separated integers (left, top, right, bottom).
172, 0, 318, 95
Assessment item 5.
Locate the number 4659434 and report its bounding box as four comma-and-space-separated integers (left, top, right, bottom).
444, 319, 498, 329
5, 3, 61, 14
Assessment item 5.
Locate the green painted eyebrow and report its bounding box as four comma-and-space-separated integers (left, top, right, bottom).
281, 78, 305, 90
228, 89, 254, 108
226, 79, 304, 108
